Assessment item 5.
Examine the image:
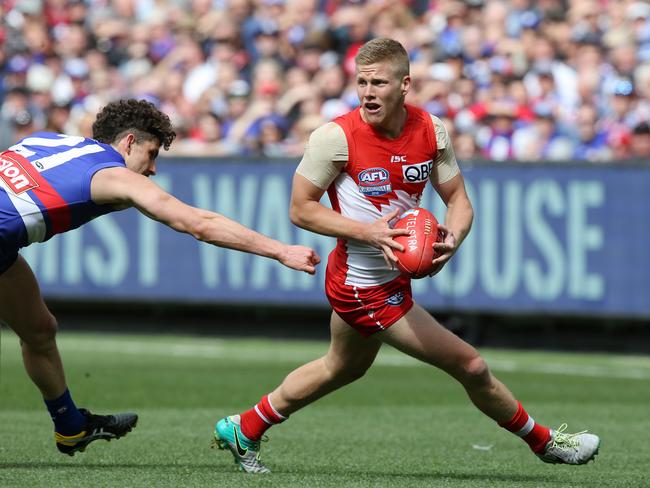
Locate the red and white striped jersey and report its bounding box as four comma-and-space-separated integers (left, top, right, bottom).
327, 105, 443, 287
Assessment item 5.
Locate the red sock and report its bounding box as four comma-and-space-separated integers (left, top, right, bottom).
239, 394, 287, 441
499, 401, 551, 453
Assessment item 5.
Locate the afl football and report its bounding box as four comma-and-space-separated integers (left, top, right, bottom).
393, 207, 442, 279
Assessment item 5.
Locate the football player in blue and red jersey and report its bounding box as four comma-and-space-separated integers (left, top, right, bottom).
0, 99, 320, 456
213, 39, 600, 473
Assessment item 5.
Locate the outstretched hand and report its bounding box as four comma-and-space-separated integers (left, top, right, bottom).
280, 245, 321, 274
364, 209, 410, 269
429, 224, 457, 276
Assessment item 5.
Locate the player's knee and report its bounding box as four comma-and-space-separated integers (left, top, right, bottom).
326, 359, 370, 385
340, 364, 369, 383
21, 313, 58, 350
460, 355, 490, 387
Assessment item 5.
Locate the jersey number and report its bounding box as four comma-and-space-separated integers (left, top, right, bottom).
9, 135, 86, 158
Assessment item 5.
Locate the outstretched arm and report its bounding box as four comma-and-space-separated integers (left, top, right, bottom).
90, 167, 320, 274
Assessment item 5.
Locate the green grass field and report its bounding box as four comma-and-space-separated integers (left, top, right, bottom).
1, 330, 649, 488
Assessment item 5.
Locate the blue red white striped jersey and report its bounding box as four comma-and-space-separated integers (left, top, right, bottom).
0, 132, 126, 255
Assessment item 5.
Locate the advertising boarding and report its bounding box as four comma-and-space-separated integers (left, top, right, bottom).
23, 160, 650, 318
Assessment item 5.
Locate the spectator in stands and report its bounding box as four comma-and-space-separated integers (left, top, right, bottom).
630, 121, 650, 158
454, 131, 481, 161
572, 104, 612, 162
477, 99, 520, 161
44, 101, 71, 133
512, 102, 575, 161
602, 78, 637, 157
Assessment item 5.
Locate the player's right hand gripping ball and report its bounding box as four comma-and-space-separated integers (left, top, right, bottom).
393, 207, 443, 278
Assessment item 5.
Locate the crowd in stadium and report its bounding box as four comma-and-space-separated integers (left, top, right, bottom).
1, 0, 649, 161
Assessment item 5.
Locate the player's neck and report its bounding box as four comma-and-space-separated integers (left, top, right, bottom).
362, 105, 407, 139
111, 140, 129, 161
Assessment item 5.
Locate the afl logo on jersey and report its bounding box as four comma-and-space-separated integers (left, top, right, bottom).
358, 168, 392, 196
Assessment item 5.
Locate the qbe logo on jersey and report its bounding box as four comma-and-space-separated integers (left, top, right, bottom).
358, 167, 392, 196
402, 160, 433, 183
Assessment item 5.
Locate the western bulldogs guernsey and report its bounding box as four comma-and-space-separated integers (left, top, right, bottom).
0, 132, 126, 259
328, 105, 439, 288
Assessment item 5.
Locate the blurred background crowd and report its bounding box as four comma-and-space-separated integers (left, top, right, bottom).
1, 0, 649, 161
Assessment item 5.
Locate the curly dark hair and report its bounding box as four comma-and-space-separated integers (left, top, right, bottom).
92, 99, 176, 150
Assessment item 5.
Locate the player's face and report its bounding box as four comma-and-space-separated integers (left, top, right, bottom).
124, 139, 160, 177
356, 61, 410, 133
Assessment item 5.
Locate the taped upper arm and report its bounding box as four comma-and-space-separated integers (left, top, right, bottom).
295, 122, 348, 190
430, 114, 460, 185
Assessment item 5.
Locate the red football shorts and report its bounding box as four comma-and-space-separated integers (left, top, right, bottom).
325, 272, 414, 337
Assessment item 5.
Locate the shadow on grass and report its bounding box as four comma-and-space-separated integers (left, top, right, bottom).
278, 466, 549, 483
0, 462, 223, 470
1, 462, 555, 483
0, 461, 232, 473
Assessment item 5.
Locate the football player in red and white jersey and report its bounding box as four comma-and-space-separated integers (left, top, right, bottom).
214, 38, 600, 473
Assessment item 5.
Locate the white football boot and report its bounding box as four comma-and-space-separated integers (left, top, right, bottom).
536, 423, 600, 465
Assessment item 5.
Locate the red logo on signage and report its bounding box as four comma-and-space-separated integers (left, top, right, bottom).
0, 152, 39, 194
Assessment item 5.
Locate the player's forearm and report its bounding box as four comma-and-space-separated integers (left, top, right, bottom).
290, 200, 368, 241
444, 194, 473, 247
193, 211, 285, 261
136, 192, 286, 262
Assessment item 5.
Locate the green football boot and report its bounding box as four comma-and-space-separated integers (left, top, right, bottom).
213, 415, 270, 473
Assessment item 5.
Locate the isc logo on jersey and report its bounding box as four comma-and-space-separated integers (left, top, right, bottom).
0, 152, 39, 194
402, 160, 433, 183
358, 167, 392, 196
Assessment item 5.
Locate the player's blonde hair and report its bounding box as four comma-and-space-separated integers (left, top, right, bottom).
355, 38, 410, 79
